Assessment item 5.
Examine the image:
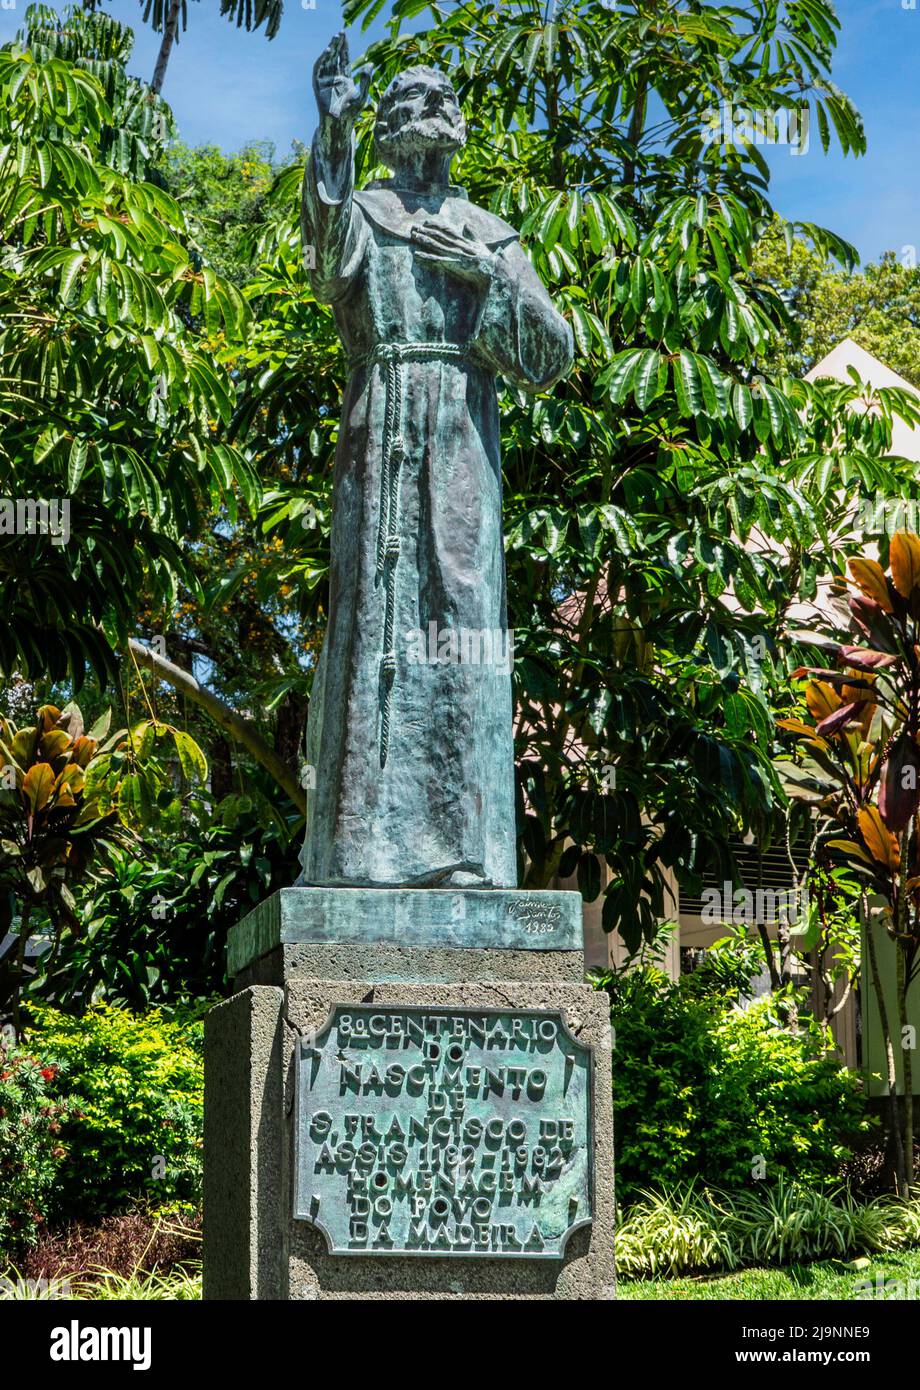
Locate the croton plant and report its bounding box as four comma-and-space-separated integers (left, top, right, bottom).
780, 532, 920, 1194
0, 701, 207, 1018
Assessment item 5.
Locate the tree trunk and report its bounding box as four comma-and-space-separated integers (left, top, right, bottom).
522, 834, 567, 890
757, 921, 781, 992
622, 78, 647, 193
127, 639, 307, 815
209, 735, 234, 803
274, 691, 308, 771
897, 941, 915, 1188
11, 899, 31, 1032
866, 899, 907, 1195
775, 917, 799, 1031
151, 0, 184, 95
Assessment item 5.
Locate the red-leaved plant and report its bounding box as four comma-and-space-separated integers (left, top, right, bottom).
780, 532, 920, 1195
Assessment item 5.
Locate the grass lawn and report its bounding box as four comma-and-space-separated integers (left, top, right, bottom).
619, 1249, 920, 1300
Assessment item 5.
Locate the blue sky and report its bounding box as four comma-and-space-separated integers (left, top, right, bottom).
3, 0, 917, 265
764, 0, 920, 265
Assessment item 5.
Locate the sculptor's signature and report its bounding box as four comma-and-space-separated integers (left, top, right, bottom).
506, 901, 561, 934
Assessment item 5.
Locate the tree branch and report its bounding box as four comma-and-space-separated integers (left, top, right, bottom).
126, 639, 307, 815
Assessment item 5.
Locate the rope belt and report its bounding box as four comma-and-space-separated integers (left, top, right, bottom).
349, 342, 474, 767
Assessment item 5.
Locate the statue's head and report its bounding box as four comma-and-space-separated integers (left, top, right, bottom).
374, 66, 467, 171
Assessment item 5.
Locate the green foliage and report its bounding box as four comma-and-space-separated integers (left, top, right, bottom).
778, 533, 920, 1190
0, 699, 208, 1012
231, 0, 920, 949
616, 1179, 920, 1278
26, 1003, 203, 1220
6, 0, 916, 985
755, 226, 920, 387
0, 6, 259, 685
84, 0, 286, 53
681, 922, 766, 1001
164, 141, 287, 287
0, 1036, 71, 1255
126, 142, 317, 793
0, 702, 132, 926
26, 797, 295, 1010
71, 1262, 202, 1299
21, 3, 177, 174
621, 1247, 920, 1300
0, 1259, 202, 1299
597, 965, 870, 1203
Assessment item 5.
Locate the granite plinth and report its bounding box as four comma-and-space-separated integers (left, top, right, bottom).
204, 974, 616, 1300
235, 941, 585, 987
204, 887, 616, 1300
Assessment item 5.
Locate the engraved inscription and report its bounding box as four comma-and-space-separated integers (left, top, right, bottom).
294, 1005, 593, 1258
505, 900, 563, 935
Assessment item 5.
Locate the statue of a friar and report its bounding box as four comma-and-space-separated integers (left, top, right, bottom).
299, 33, 572, 891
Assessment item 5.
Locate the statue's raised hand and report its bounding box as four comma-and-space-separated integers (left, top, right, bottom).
313, 32, 371, 127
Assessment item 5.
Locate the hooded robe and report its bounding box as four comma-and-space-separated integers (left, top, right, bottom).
298, 133, 572, 888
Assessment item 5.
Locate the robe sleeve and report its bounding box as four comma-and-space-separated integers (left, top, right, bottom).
300, 124, 368, 306
470, 238, 573, 392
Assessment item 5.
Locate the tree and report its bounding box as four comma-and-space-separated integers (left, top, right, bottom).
162, 140, 284, 286
0, 6, 258, 685
19, 0, 920, 971
754, 225, 920, 387
226, 0, 920, 949
0, 699, 207, 1019
82, 0, 286, 95
23, 786, 292, 1011
133, 140, 315, 810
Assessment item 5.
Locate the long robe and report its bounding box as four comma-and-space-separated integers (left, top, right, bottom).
299, 134, 572, 888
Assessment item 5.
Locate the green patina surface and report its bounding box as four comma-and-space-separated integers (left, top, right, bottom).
294, 1003, 593, 1258
297, 36, 572, 896
227, 886, 584, 976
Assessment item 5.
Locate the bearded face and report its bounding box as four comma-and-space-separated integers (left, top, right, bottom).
375, 68, 467, 169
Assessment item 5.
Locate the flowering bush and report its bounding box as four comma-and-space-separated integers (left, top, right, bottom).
25, 1004, 203, 1221
0, 1034, 71, 1255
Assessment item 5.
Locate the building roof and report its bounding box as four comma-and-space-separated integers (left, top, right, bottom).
805, 336, 920, 462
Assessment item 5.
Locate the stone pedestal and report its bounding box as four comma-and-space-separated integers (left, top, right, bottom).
203, 887, 616, 1300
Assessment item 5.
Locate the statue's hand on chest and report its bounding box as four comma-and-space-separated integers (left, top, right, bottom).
409, 216, 497, 292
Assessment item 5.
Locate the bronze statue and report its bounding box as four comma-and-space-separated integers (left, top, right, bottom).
299, 34, 572, 890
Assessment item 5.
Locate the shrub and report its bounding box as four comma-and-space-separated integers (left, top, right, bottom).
712, 998, 870, 1184
29, 800, 294, 1012
0, 1262, 202, 1301
25, 1004, 203, 1220
616, 1179, 920, 1277
598, 966, 871, 1203
0, 1035, 71, 1255
77, 1264, 201, 1300
17, 1204, 200, 1286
